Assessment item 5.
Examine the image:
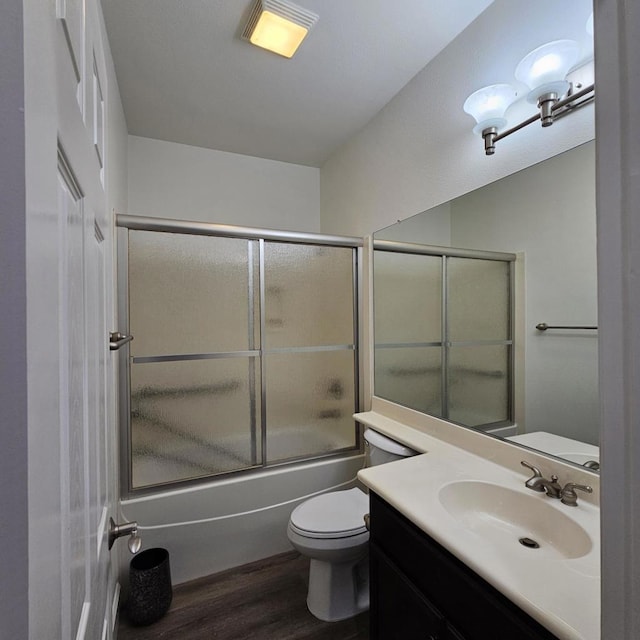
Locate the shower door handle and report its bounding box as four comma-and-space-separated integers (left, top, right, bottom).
109, 331, 133, 351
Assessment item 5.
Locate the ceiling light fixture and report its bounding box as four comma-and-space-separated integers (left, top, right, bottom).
464, 39, 594, 155
242, 0, 318, 59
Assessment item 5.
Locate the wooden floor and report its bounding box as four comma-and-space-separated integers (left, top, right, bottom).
118, 551, 370, 640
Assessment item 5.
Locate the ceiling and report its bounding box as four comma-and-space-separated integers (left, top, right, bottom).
101, 0, 494, 167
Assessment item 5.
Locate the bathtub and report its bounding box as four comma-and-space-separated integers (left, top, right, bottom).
507, 431, 599, 466
119, 452, 365, 585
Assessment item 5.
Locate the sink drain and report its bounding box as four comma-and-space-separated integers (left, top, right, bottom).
519, 537, 540, 549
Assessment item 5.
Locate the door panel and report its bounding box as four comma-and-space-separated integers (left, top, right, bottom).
55, 0, 117, 636
56, 0, 83, 110
58, 153, 114, 640
58, 162, 89, 640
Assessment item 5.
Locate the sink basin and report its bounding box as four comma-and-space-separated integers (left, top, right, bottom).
438, 481, 593, 560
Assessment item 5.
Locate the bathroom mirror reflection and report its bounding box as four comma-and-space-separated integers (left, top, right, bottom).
373, 140, 599, 470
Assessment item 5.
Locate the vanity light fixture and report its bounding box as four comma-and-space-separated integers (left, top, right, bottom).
465, 39, 594, 155
586, 13, 594, 37
463, 84, 518, 155
515, 40, 580, 125
241, 0, 318, 59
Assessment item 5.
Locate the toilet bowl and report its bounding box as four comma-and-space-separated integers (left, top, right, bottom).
287, 429, 417, 622
288, 487, 370, 622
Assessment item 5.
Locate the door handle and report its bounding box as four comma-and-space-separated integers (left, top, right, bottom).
109, 331, 133, 351
108, 517, 141, 553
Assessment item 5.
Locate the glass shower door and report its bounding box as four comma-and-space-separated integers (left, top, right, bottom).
128, 231, 260, 488
123, 227, 360, 491
263, 242, 358, 462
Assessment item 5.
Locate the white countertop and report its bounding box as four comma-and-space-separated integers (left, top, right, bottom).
357, 416, 600, 640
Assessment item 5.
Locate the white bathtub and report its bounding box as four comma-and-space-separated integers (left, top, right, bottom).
507, 431, 600, 465
119, 453, 365, 585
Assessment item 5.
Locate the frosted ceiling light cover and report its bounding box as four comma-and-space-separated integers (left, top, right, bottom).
242, 0, 319, 59
515, 40, 580, 102
463, 84, 518, 134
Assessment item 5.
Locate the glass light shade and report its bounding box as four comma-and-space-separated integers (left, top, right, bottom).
463, 84, 517, 135
515, 40, 580, 103
250, 10, 309, 58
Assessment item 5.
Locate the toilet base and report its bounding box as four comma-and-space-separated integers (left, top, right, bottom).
306, 555, 369, 622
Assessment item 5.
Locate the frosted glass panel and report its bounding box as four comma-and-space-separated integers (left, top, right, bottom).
124, 229, 359, 490
130, 358, 259, 487
374, 251, 442, 343
375, 347, 442, 416
263, 243, 354, 348
448, 345, 510, 427
265, 351, 356, 462
448, 258, 510, 341
129, 231, 254, 355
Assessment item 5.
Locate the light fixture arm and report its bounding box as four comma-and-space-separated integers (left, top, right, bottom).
481, 82, 594, 155
482, 127, 498, 155
538, 92, 559, 127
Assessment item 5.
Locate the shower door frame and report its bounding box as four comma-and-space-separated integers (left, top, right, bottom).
116, 215, 364, 497
372, 239, 517, 431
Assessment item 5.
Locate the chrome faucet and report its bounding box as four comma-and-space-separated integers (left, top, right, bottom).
520, 461, 562, 498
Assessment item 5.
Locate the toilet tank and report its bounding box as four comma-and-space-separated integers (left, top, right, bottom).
363, 429, 418, 467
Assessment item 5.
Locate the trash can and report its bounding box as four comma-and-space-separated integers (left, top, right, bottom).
127, 547, 173, 626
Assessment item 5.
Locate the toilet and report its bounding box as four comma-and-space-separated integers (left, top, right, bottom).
287, 428, 417, 622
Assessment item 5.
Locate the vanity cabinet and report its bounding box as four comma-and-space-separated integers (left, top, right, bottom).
369, 492, 558, 640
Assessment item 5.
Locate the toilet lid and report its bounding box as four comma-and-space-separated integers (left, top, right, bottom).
290, 488, 369, 539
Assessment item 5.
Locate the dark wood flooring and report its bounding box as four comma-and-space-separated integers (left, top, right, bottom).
118, 551, 370, 640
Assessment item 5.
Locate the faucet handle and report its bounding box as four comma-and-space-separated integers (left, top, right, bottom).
560, 482, 593, 507
520, 460, 545, 492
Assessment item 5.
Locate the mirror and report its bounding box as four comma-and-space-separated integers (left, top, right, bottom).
373, 140, 599, 470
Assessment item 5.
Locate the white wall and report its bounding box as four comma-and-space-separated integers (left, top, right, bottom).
1, 0, 28, 636
320, 0, 595, 237
128, 136, 321, 232
105, 45, 129, 219
596, 2, 640, 637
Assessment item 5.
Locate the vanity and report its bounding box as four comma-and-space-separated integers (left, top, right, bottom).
369, 492, 557, 639
356, 408, 600, 640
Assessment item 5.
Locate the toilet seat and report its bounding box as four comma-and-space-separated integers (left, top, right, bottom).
289, 488, 368, 539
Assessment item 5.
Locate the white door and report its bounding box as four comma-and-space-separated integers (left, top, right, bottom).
50, 0, 118, 637
57, 156, 114, 640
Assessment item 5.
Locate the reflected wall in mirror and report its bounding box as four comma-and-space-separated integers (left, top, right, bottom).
373, 140, 598, 470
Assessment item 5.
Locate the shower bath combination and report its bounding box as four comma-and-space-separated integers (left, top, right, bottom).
116, 216, 367, 585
